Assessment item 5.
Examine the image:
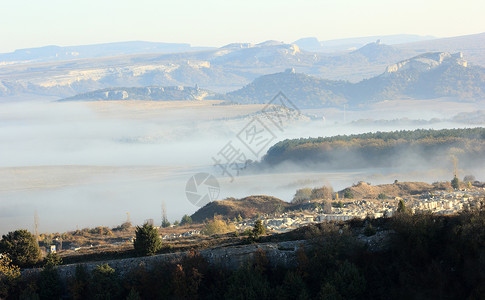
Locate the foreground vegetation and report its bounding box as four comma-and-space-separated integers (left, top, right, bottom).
2, 206, 485, 299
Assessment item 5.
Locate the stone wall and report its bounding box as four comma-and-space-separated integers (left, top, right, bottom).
22, 240, 308, 280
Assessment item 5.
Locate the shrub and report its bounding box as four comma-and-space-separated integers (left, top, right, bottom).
201, 216, 236, 236
463, 175, 476, 183
112, 221, 132, 232
292, 188, 312, 204
38, 264, 63, 300
91, 264, 121, 299
242, 228, 253, 236
0, 255, 20, 279
68, 265, 91, 300
332, 261, 366, 299
377, 193, 387, 200
343, 189, 354, 199
161, 218, 171, 228
311, 186, 333, 200
134, 223, 162, 256
451, 176, 460, 189
126, 288, 142, 300
43, 253, 62, 269
397, 199, 407, 213
180, 215, 193, 226
250, 220, 266, 241
225, 263, 271, 300
363, 223, 376, 236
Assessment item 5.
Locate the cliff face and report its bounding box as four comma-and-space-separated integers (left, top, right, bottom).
384, 52, 467, 74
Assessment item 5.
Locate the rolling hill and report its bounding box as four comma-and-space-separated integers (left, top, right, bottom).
190, 195, 289, 223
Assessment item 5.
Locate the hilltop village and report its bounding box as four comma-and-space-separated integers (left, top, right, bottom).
36, 180, 485, 257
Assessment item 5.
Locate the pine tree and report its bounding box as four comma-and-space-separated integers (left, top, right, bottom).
134, 223, 162, 256
451, 176, 460, 189
0, 229, 41, 267
252, 219, 266, 238
397, 199, 407, 213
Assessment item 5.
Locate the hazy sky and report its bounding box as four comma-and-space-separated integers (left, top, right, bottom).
0, 0, 484, 52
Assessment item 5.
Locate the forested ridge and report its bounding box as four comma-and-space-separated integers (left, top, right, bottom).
262, 128, 485, 168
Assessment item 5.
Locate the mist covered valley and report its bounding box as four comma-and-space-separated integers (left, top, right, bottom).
0, 98, 484, 234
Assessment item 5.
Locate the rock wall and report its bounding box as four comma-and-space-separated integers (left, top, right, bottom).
22, 240, 307, 280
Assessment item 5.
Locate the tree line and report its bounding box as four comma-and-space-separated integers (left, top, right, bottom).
262, 127, 485, 168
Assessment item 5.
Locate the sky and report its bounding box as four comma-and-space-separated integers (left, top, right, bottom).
0, 0, 484, 53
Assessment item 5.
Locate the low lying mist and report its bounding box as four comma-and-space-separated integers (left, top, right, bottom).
0, 98, 483, 234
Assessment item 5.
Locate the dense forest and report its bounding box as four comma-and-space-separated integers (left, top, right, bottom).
261, 127, 485, 170
2, 208, 485, 299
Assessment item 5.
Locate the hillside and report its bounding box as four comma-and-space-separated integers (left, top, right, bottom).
61, 50, 485, 105
61, 86, 219, 101
352, 52, 485, 100
225, 68, 349, 107
395, 32, 485, 67
294, 34, 435, 52
227, 52, 485, 107
452, 110, 485, 124
190, 195, 289, 223
261, 127, 485, 170
340, 181, 435, 199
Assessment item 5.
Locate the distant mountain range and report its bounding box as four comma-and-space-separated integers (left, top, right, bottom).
226, 51, 484, 107
0, 33, 484, 99
0, 41, 211, 65
293, 34, 435, 52
0, 34, 433, 65
63, 51, 485, 108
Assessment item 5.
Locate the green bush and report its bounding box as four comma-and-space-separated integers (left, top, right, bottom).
43, 253, 62, 269
38, 266, 62, 300
343, 189, 354, 199
180, 215, 193, 226
451, 176, 460, 189
134, 223, 162, 256
68, 265, 91, 300
91, 264, 121, 300
363, 223, 376, 236
161, 218, 171, 228
248, 220, 266, 241
377, 193, 387, 200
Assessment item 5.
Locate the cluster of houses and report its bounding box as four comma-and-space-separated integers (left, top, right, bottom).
232, 188, 484, 233
61, 187, 485, 251
411, 190, 483, 214
161, 230, 201, 240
